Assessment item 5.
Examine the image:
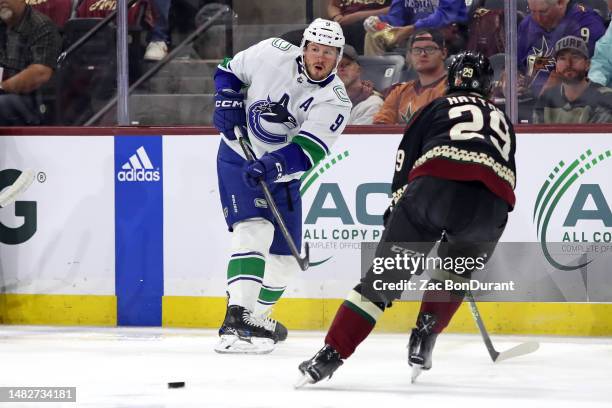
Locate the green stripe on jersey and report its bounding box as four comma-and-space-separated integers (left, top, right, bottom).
293, 135, 327, 166
219, 57, 232, 69
227, 257, 265, 280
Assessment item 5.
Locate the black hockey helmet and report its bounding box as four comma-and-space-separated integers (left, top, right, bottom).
447, 51, 494, 96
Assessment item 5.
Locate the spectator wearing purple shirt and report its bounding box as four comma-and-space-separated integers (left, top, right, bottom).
517, 0, 605, 97
363, 0, 467, 56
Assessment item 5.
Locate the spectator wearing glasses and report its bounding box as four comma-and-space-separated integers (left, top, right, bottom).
0, 0, 61, 125
373, 29, 447, 125
518, 0, 605, 97
337, 45, 384, 124
534, 35, 612, 124
588, 0, 612, 87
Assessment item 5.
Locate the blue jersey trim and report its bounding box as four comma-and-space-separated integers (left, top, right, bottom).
214, 67, 244, 92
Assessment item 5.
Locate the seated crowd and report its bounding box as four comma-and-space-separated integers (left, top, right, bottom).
334, 0, 612, 125
1, 0, 612, 126
0, 0, 171, 126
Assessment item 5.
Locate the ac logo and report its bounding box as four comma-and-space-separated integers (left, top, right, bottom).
0, 169, 37, 245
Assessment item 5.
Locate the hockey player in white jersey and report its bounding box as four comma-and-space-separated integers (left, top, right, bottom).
213, 19, 352, 354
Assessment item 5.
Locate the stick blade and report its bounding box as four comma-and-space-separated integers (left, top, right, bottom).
0, 169, 35, 208
494, 341, 539, 363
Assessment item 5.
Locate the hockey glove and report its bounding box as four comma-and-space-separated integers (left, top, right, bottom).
243, 152, 287, 189
214, 89, 247, 141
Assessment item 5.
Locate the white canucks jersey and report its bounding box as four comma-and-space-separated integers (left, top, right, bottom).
217, 38, 352, 180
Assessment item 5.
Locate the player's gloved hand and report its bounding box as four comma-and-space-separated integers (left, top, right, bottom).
243, 152, 287, 189
214, 89, 247, 140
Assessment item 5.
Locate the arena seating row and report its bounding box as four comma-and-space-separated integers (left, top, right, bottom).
28, 0, 611, 125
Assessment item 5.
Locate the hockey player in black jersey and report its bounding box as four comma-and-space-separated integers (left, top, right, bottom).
297, 51, 516, 386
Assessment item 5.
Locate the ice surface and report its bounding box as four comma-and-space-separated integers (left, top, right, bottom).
1, 326, 611, 408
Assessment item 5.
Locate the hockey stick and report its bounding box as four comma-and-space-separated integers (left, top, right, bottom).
234, 126, 310, 271
0, 169, 35, 208
466, 290, 539, 363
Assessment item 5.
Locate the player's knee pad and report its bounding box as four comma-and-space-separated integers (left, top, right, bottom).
230, 218, 275, 256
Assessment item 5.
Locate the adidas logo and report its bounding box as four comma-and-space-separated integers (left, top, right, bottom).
117, 146, 161, 182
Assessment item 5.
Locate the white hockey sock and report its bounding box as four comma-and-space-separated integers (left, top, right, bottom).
227, 219, 274, 311
254, 254, 298, 316
227, 252, 266, 311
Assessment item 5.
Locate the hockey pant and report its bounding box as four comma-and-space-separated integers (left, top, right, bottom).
325, 176, 509, 358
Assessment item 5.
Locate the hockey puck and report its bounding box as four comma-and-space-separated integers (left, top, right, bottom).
168, 382, 185, 389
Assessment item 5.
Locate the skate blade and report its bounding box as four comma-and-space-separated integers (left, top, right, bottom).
294, 372, 315, 389
214, 335, 275, 355
410, 364, 423, 383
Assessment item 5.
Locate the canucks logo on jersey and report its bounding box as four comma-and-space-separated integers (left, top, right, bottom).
247, 94, 298, 144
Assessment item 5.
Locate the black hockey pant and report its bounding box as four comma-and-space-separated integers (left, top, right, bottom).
361, 175, 509, 305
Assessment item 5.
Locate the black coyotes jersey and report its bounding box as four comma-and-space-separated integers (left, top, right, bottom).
391, 91, 517, 209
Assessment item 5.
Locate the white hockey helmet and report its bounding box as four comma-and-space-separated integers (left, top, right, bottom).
300, 18, 345, 82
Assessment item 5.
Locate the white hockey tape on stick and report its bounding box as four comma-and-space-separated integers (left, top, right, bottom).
0, 169, 35, 208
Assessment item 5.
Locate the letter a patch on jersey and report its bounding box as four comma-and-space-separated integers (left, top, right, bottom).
300, 97, 314, 111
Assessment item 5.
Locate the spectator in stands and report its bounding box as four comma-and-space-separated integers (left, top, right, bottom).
466, 6, 506, 57
25, 0, 71, 29
373, 29, 447, 124
337, 45, 384, 124
518, 0, 605, 97
145, 0, 171, 61
0, 0, 61, 125
533, 35, 612, 124
588, 0, 612, 87
363, 0, 467, 56
77, 0, 155, 60
328, 0, 391, 54
77, 0, 147, 26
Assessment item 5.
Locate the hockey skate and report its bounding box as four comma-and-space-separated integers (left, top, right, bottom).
257, 309, 288, 342
295, 345, 344, 388
408, 312, 439, 383
214, 305, 282, 354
